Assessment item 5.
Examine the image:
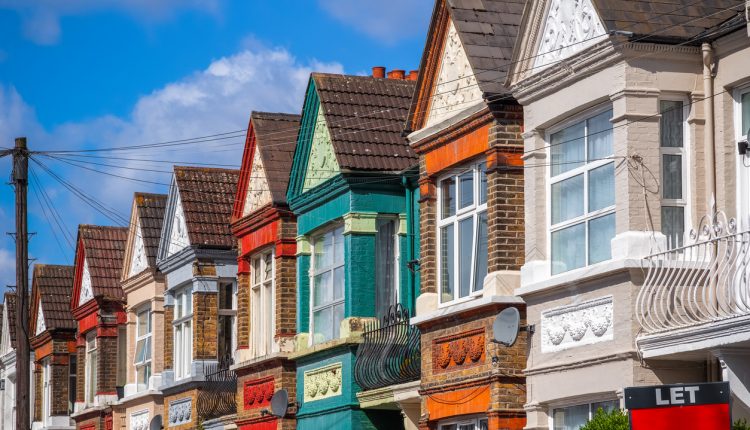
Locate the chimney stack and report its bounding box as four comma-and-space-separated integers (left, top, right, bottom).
387, 69, 406, 80
408, 70, 419, 81
372, 66, 386, 79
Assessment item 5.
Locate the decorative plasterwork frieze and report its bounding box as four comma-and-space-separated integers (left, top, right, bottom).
243, 377, 275, 410
432, 328, 486, 372
303, 362, 343, 402
168, 397, 192, 427
425, 20, 483, 129
303, 107, 338, 191
78, 258, 94, 306
130, 410, 149, 430
129, 221, 148, 277
167, 193, 190, 257
242, 148, 272, 216
533, 0, 607, 71
541, 295, 613, 353
35, 302, 46, 335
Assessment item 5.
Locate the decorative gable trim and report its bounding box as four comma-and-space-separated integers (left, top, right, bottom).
35, 301, 46, 335
129, 221, 148, 277
78, 258, 94, 306
288, 79, 325, 202
242, 139, 273, 216
158, 178, 191, 263
302, 106, 338, 191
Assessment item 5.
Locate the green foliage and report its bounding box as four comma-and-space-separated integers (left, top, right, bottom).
733, 418, 750, 430
579, 408, 629, 430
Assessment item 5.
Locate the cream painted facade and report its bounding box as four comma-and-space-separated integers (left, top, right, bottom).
509, 2, 750, 429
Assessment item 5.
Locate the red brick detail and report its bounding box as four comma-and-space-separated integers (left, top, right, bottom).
432, 328, 485, 372
78, 311, 99, 334
243, 377, 275, 410
240, 222, 278, 258
238, 419, 278, 430
425, 385, 491, 421
424, 124, 489, 175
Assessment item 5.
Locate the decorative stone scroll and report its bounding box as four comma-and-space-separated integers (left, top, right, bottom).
541, 295, 613, 353
130, 410, 149, 430
303, 362, 343, 402
533, 0, 607, 70
244, 377, 275, 410
432, 328, 485, 372
169, 397, 192, 426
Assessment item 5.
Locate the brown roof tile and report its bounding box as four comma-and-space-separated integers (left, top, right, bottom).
175, 166, 240, 249
252, 112, 301, 204
313, 73, 417, 172
32, 264, 76, 331
80, 225, 128, 301
134, 193, 167, 267
4, 293, 17, 349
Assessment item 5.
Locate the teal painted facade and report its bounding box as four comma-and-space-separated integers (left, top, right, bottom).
287, 77, 420, 430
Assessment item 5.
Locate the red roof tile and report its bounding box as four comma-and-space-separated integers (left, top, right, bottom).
79, 225, 128, 301
32, 264, 76, 331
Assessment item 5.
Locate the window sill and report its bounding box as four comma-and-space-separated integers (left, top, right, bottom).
231, 351, 292, 370
411, 295, 523, 326
517, 258, 644, 297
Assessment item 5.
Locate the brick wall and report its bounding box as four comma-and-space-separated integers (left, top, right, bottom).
34, 364, 42, 422
418, 155, 437, 295
275, 255, 297, 339
164, 306, 174, 370
486, 168, 525, 272
235, 359, 296, 428
237, 271, 250, 349
52, 361, 70, 416
193, 292, 218, 359
98, 336, 119, 395
77, 344, 86, 402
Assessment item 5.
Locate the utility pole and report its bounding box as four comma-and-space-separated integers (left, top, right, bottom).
12, 137, 30, 430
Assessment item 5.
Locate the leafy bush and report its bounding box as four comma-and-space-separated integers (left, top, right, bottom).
734, 419, 750, 430
579, 408, 629, 430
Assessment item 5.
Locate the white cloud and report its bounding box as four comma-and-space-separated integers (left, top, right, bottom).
0, 0, 221, 45
318, 0, 432, 43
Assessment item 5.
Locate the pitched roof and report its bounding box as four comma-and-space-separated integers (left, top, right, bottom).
313, 73, 417, 172
79, 225, 128, 301
134, 193, 167, 267
4, 293, 16, 349
174, 166, 240, 249
32, 264, 76, 331
592, 0, 746, 43
252, 112, 301, 204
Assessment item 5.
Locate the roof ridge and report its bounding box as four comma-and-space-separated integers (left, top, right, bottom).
174, 165, 241, 174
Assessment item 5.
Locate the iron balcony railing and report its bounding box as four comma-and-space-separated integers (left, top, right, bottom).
354, 304, 421, 391
636, 211, 750, 334
196, 354, 237, 422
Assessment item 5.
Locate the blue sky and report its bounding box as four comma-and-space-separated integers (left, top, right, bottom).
0, 0, 432, 292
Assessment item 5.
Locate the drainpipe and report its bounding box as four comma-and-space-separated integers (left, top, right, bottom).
702, 42, 717, 213
402, 175, 415, 313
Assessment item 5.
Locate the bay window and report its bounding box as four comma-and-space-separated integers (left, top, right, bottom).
439, 416, 488, 430
375, 218, 399, 317
311, 226, 345, 344
251, 250, 274, 358
438, 161, 488, 304
217, 281, 237, 365
84, 332, 97, 405
134, 307, 152, 392
173, 287, 193, 380
659, 99, 689, 248
549, 109, 615, 275
552, 399, 619, 430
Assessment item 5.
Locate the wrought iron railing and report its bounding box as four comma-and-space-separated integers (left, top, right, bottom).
354, 304, 421, 391
196, 354, 237, 421
636, 211, 750, 334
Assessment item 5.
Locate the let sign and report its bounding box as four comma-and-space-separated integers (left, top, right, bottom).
624, 382, 731, 430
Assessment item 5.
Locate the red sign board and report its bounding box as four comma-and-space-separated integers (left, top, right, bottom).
625, 382, 731, 430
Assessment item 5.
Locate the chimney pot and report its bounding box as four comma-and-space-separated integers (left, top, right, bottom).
408, 70, 419, 81
388, 69, 406, 80
372, 66, 386, 79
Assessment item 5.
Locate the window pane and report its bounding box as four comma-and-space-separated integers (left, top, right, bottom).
333, 266, 344, 300
137, 311, 149, 337
264, 253, 273, 281
662, 154, 683, 199
314, 232, 333, 270
313, 271, 332, 307
552, 223, 585, 275
458, 217, 474, 298
473, 212, 488, 292
660, 100, 683, 148
592, 400, 619, 414
662, 206, 685, 248
313, 307, 332, 343
219, 283, 233, 310
479, 163, 488, 205
334, 228, 344, 264
375, 219, 397, 318
333, 303, 344, 340
587, 110, 613, 160
553, 404, 590, 430
441, 177, 456, 219
253, 258, 261, 284
175, 295, 182, 320
551, 121, 585, 176
459, 171, 474, 209
589, 163, 615, 212
589, 213, 615, 265
551, 175, 584, 224
440, 224, 455, 303
184, 289, 192, 314
479, 419, 488, 430
135, 339, 146, 363
743, 92, 750, 135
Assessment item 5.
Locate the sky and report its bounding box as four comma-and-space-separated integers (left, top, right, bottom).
0, 0, 433, 293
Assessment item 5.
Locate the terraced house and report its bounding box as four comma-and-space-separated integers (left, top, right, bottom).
507, 0, 750, 428
69, 225, 128, 430
1, 292, 34, 430
29, 264, 76, 430
113, 193, 168, 430
230, 111, 301, 430
156, 166, 240, 430
286, 70, 421, 430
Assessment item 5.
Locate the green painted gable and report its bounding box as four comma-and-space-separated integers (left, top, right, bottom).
303, 106, 339, 191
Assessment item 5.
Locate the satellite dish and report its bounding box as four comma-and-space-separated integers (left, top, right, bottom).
270, 389, 289, 418
492, 307, 520, 346
149, 414, 163, 430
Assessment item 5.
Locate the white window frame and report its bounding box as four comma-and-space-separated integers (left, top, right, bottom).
217, 279, 237, 363
546, 105, 616, 275
84, 331, 97, 406
438, 415, 488, 430
309, 225, 345, 345
658, 96, 691, 249
375, 216, 401, 317
436, 160, 488, 306
173, 286, 193, 380
548, 398, 620, 430
735, 84, 750, 229
251, 249, 275, 358
133, 306, 152, 392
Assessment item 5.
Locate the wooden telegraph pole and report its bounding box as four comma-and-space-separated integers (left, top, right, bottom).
12, 137, 30, 430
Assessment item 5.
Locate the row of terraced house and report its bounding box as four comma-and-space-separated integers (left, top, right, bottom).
2, 0, 750, 429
